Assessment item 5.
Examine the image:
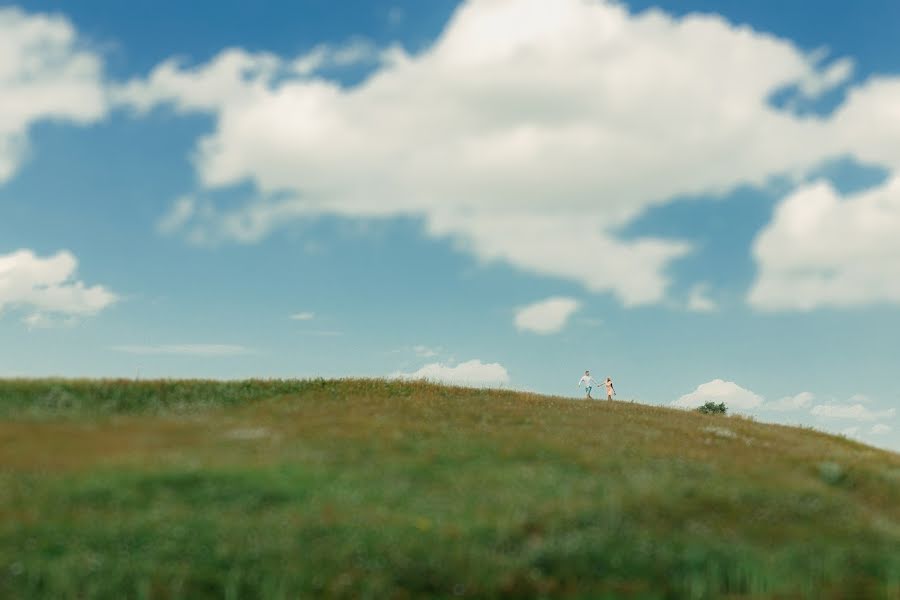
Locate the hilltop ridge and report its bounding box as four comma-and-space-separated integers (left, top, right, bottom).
1, 378, 898, 598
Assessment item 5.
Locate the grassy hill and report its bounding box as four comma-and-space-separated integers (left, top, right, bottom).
0, 379, 898, 599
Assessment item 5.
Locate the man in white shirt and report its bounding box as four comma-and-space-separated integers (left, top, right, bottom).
577, 370, 598, 399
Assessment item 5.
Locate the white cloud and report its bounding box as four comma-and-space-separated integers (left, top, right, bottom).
841, 426, 861, 438
765, 391, 814, 411
115, 0, 876, 307
413, 345, 441, 358
829, 77, 900, 173
292, 39, 381, 76
22, 312, 54, 329
289, 312, 315, 320
392, 359, 510, 387
795, 55, 854, 100
871, 423, 892, 435
112, 48, 281, 115
0, 249, 117, 324
0, 7, 107, 183
687, 283, 717, 313
749, 68, 900, 311
514, 296, 580, 334
750, 177, 900, 310
21, 312, 77, 329
6, 2, 900, 313
111, 344, 252, 356
811, 403, 896, 422
157, 195, 196, 234
672, 379, 764, 410
7, 2, 898, 315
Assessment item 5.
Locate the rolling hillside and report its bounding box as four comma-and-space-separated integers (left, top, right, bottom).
1, 379, 898, 598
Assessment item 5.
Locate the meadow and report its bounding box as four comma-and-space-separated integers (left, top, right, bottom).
0, 378, 898, 599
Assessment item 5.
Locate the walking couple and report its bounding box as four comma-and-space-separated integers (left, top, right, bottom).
578, 370, 615, 400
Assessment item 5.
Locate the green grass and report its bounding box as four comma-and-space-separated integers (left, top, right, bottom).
1, 378, 898, 599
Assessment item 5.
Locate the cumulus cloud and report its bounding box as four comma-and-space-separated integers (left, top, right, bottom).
112, 48, 282, 116
672, 379, 764, 410
795, 54, 854, 100
748, 68, 900, 311
514, 296, 580, 334
0, 249, 117, 324
765, 391, 815, 411
750, 177, 900, 310
114, 0, 881, 307
413, 345, 441, 358
289, 312, 315, 320
157, 196, 197, 234
6, 2, 900, 312
871, 423, 892, 435
0, 7, 107, 183
392, 359, 510, 387
111, 344, 252, 356
22, 312, 77, 330
293, 39, 381, 74
687, 283, 717, 313
810, 403, 896, 422
841, 426, 861, 438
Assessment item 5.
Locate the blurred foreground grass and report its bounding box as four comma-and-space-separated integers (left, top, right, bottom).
1, 378, 898, 599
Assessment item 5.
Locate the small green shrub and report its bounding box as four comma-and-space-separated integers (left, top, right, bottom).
697, 401, 727, 415
817, 461, 847, 486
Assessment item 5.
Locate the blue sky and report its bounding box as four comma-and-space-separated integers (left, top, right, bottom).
1, 0, 898, 451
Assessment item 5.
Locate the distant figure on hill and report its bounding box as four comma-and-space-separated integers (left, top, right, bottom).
577, 370, 598, 399
605, 377, 616, 401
